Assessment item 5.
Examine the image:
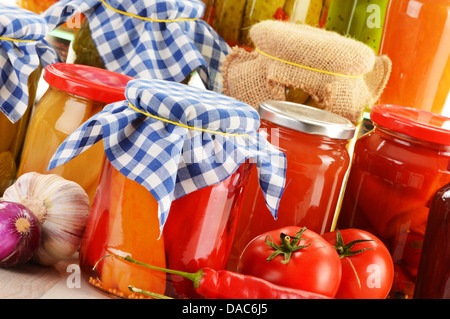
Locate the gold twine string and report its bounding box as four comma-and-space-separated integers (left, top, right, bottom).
255, 47, 364, 79
128, 103, 248, 137
100, 0, 199, 22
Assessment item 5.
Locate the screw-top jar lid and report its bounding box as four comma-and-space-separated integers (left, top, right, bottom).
43, 63, 133, 104
370, 104, 450, 146
258, 100, 356, 140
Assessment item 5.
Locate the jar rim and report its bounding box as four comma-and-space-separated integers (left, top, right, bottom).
43, 63, 133, 104
371, 104, 450, 146
258, 100, 355, 140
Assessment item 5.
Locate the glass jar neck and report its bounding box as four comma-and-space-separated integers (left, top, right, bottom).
374, 124, 450, 155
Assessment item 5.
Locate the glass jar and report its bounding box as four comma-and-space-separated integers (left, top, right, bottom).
413, 162, 450, 299
17, 63, 133, 202
337, 104, 450, 299
80, 157, 253, 299
208, 0, 324, 47
378, 0, 450, 115
227, 101, 355, 271
324, 0, 389, 54
0, 68, 41, 195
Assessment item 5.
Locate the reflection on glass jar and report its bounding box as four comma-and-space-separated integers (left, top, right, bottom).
338, 104, 450, 299
80, 158, 252, 299
324, 0, 389, 53
228, 101, 355, 271
208, 0, 324, 47
17, 63, 132, 203
0, 67, 41, 195
378, 0, 450, 114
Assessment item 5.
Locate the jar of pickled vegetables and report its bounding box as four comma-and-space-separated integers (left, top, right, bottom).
378, 0, 450, 114
227, 100, 355, 271
0, 69, 40, 195
17, 63, 133, 202
47, 78, 287, 299
0, 5, 59, 195
324, 0, 389, 53
44, 0, 230, 92
413, 161, 450, 299
337, 104, 450, 299
208, 0, 325, 47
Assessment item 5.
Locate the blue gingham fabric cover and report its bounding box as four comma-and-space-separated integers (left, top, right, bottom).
0, 6, 59, 123
48, 79, 287, 234
42, 0, 230, 92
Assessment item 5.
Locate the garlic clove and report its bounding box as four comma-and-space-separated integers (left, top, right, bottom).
2, 172, 90, 266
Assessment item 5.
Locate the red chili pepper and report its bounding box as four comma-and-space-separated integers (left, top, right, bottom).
120, 255, 330, 299
273, 7, 290, 22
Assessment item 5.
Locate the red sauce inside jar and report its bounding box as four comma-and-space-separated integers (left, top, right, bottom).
338, 104, 450, 299
228, 101, 355, 271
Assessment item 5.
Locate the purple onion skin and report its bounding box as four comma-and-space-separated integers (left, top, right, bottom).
0, 201, 41, 267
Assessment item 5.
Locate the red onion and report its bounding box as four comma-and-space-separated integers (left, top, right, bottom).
0, 201, 41, 267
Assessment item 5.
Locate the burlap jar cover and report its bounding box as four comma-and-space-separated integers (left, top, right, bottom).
222, 21, 392, 124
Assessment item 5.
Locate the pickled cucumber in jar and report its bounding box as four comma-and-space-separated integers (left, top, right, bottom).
212, 0, 247, 46
240, 0, 286, 46
284, 0, 323, 26
325, 0, 388, 53
70, 19, 105, 69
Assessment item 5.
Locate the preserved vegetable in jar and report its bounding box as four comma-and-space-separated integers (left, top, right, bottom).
48, 79, 287, 299
338, 104, 450, 299
209, 0, 324, 47
378, 0, 450, 114
0, 69, 40, 194
17, 63, 133, 202
228, 101, 355, 271
324, 0, 389, 53
413, 161, 450, 299
44, 0, 230, 93
0, 5, 59, 195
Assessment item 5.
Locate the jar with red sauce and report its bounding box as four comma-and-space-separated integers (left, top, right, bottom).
337, 104, 450, 299
47, 79, 287, 299
228, 100, 355, 271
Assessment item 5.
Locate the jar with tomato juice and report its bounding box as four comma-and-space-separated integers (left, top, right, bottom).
17, 63, 133, 203
0, 5, 58, 195
227, 100, 355, 271
337, 104, 450, 299
48, 79, 287, 299
378, 0, 450, 114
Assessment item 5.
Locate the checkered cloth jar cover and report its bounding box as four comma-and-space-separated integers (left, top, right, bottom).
48, 79, 287, 234
42, 0, 230, 92
0, 5, 59, 123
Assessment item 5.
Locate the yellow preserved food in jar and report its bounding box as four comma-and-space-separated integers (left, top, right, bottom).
0, 67, 42, 195
17, 63, 133, 203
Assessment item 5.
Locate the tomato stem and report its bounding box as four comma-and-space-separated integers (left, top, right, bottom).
265, 227, 312, 264
334, 229, 374, 259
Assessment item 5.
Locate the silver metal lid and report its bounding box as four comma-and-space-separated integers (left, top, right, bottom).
258, 100, 356, 140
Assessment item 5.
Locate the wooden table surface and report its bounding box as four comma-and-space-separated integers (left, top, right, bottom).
0, 253, 110, 299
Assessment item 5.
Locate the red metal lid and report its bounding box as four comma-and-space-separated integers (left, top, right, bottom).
370, 104, 450, 146
43, 63, 133, 104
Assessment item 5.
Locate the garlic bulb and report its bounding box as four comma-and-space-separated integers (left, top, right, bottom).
2, 172, 90, 266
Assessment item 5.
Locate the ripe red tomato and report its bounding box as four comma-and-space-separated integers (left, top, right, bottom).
321, 228, 394, 299
237, 226, 342, 298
